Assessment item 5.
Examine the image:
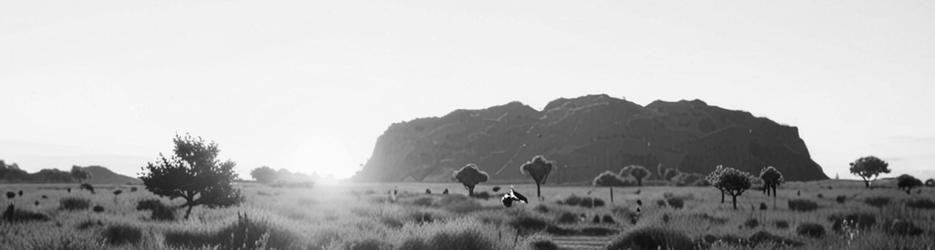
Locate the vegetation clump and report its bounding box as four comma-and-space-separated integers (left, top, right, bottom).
708, 166, 755, 209
787, 199, 819, 211
849, 156, 890, 188
883, 219, 923, 236
521, 155, 554, 198
103, 224, 143, 245
906, 198, 935, 209
606, 227, 695, 250
829, 213, 876, 232
452, 164, 489, 196
59, 197, 91, 211
897, 174, 924, 194
864, 197, 890, 208
165, 213, 300, 250
620, 165, 650, 187
796, 223, 826, 238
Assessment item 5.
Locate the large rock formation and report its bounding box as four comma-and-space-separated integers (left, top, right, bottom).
354, 94, 828, 183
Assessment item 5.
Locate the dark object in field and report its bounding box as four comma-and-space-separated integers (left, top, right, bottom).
656, 200, 667, 207
93, 205, 105, 213
606, 227, 694, 250
529, 239, 559, 250
835, 195, 847, 204
79, 183, 95, 194
602, 214, 616, 224
864, 197, 890, 208
453, 164, 489, 196
636, 199, 642, 206
534, 204, 549, 213
759, 203, 768, 210
592, 215, 601, 224
472, 191, 492, 199
906, 198, 935, 209
883, 219, 924, 236
775, 220, 789, 229
796, 223, 825, 238
665, 196, 685, 209
830, 213, 876, 232
492, 186, 501, 192
130, 187, 138, 192
5, 192, 15, 199
41, 195, 48, 199
897, 174, 924, 194
520, 155, 554, 199
748, 231, 803, 247
744, 218, 759, 228
165, 212, 300, 249
18, 190, 23, 197
113, 190, 123, 196
796, 190, 800, 196
817, 193, 823, 198
425, 189, 431, 194
758, 167, 783, 198
556, 212, 578, 224
60, 197, 91, 211
661, 214, 670, 223
708, 166, 755, 209
501, 188, 528, 207
34, 201, 39, 206
103, 224, 143, 245
442, 188, 449, 194
788, 199, 819, 211
3, 203, 50, 223
66, 188, 71, 193
926, 178, 935, 187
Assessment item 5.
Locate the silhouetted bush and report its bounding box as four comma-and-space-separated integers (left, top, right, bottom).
602, 214, 616, 224
79, 183, 95, 194
883, 220, 923, 236
2, 205, 50, 223
665, 197, 685, 209
130, 187, 138, 192
744, 218, 759, 228
835, 195, 847, 204
906, 198, 935, 209
830, 213, 876, 232
606, 227, 694, 250
93, 205, 105, 213
748, 231, 802, 247
136, 198, 175, 221
165, 213, 299, 249
103, 224, 143, 245
76, 219, 103, 230
775, 220, 789, 229
59, 197, 91, 211
864, 197, 890, 208
509, 213, 551, 234
529, 239, 559, 250
787, 199, 818, 211
759, 203, 767, 210
796, 223, 825, 238
556, 212, 578, 224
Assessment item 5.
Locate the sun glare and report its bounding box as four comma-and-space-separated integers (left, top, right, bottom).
288, 134, 358, 180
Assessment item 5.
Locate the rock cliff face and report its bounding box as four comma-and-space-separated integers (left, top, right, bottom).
354, 94, 828, 183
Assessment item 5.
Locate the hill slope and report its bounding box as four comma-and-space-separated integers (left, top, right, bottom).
354, 94, 828, 183
80, 165, 141, 185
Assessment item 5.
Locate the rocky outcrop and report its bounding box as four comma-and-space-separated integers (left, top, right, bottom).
354, 94, 828, 183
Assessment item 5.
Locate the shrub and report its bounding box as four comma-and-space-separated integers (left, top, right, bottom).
787, 199, 818, 211
606, 227, 694, 250
136, 199, 163, 211
410, 197, 434, 207
136, 198, 175, 221
744, 218, 759, 228
2, 204, 50, 223
130, 187, 138, 192
883, 220, 923, 236
165, 213, 299, 249
835, 195, 846, 204
864, 197, 890, 208
563, 195, 583, 206
60, 197, 91, 211
79, 183, 95, 194
602, 214, 616, 224
759, 203, 767, 210
906, 198, 935, 209
529, 239, 559, 250
534, 204, 549, 213
556, 212, 578, 224
748, 231, 802, 247
76, 219, 103, 230
775, 220, 789, 229
93, 205, 105, 213
103, 224, 143, 245
829, 213, 876, 232
509, 213, 551, 233
796, 223, 825, 238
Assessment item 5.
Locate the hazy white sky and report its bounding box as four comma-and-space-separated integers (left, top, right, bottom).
2, 0, 933, 180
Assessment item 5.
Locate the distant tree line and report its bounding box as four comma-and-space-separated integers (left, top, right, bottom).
0, 160, 94, 184
249, 166, 317, 188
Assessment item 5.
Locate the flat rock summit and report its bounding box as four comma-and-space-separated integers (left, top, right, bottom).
354, 94, 828, 183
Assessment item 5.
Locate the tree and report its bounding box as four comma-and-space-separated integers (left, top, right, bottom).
663, 168, 680, 182
250, 166, 277, 184
759, 166, 783, 197
849, 156, 890, 189
70, 166, 92, 183
620, 165, 650, 186
706, 165, 727, 203
520, 155, 554, 199
926, 178, 935, 187
452, 163, 488, 196
139, 134, 244, 219
710, 167, 754, 210
897, 174, 923, 195
593, 171, 626, 203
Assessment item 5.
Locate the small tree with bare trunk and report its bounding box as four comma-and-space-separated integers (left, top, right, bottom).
849, 156, 890, 189
452, 164, 489, 196
593, 171, 626, 203
759, 166, 783, 207
520, 155, 553, 199
710, 166, 754, 210
620, 165, 650, 186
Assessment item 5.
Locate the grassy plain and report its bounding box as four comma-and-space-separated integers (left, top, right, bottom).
1, 180, 933, 249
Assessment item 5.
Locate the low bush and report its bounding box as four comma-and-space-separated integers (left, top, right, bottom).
509, 213, 551, 234
864, 197, 890, 208
835, 195, 847, 204
59, 197, 91, 211
796, 223, 825, 238
775, 220, 789, 229
556, 212, 578, 224
906, 198, 935, 209
602, 214, 616, 224
165, 213, 300, 250
743, 218, 759, 228
606, 227, 695, 250
529, 239, 559, 250
883, 220, 923, 236
76, 219, 103, 230
787, 199, 818, 211
103, 224, 143, 245
410, 197, 434, 207
2, 204, 50, 223
829, 213, 876, 232
748, 231, 802, 247
93, 205, 105, 213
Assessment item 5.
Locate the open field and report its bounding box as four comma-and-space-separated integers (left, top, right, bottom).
1, 180, 934, 249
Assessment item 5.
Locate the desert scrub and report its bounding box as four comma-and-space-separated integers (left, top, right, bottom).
905, 198, 935, 209
787, 199, 818, 211
796, 222, 825, 238
59, 197, 91, 211
864, 197, 890, 208
103, 224, 143, 245
606, 227, 695, 250
829, 213, 876, 232
164, 213, 301, 249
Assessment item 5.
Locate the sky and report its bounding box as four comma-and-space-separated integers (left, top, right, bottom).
1, 0, 933, 180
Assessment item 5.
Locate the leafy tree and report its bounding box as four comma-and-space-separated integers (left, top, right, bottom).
663, 168, 680, 182
897, 174, 923, 195
849, 156, 890, 189
759, 166, 783, 197
70, 166, 92, 183
926, 178, 935, 187
620, 165, 650, 186
139, 134, 244, 219
706, 165, 727, 203
452, 163, 488, 196
593, 171, 626, 203
520, 155, 554, 199
709, 166, 754, 210
250, 166, 277, 184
